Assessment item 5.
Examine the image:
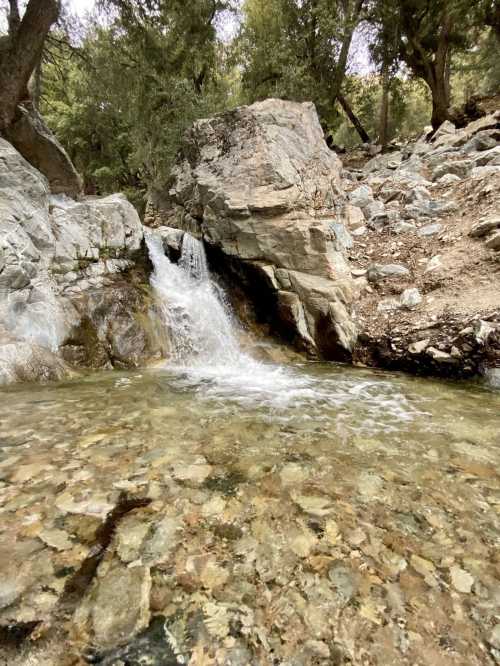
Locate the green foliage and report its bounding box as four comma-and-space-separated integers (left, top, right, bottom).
41, 2, 235, 211
39, 0, 498, 209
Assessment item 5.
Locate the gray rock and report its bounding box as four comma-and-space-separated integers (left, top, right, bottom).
417, 223, 443, 237
485, 230, 500, 250
436, 173, 461, 185
0, 137, 159, 385
391, 221, 416, 234
331, 221, 354, 250
472, 145, 500, 167
364, 199, 386, 221
471, 165, 500, 179
424, 255, 443, 273
74, 562, 151, 649
474, 320, 495, 344
469, 216, 500, 238
363, 151, 402, 174
154, 99, 357, 359
351, 225, 367, 236
348, 184, 374, 211
367, 263, 410, 282
343, 203, 365, 228
432, 120, 456, 142
400, 288, 422, 308
408, 338, 429, 354
463, 131, 499, 153
426, 347, 454, 362
483, 368, 500, 389
405, 199, 456, 220
431, 159, 472, 182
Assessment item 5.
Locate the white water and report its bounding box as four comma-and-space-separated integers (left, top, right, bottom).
146, 231, 423, 428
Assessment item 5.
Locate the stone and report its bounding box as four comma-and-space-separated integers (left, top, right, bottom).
351, 225, 367, 236
469, 216, 500, 238
472, 145, 500, 167
436, 173, 461, 185
348, 184, 374, 211
151, 99, 357, 359
392, 221, 416, 234
331, 221, 354, 250
417, 223, 443, 237
38, 528, 73, 551
471, 165, 500, 179
487, 625, 500, 651
485, 230, 500, 250
408, 338, 429, 354
424, 255, 443, 273
364, 199, 386, 221
74, 562, 151, 648
363, 151, 402, 174
474, 320, 495, 344
484, 367, 500, 388
431, 159, 471, 182
449, 565, 474, 594
400, 288, 422, 309
367, 263, 410, 282
0, 334, 72, 386
432, 120, 456, 142
463, 130, 499, 153
426, 347, 454, 362
343, 203, 365, 228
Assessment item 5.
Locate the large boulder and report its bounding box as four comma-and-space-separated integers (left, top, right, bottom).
148, 99, 357, 359
0, 137, 163, 384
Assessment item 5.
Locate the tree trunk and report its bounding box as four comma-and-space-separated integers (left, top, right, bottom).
331, 0, 365, 101
379, 59, 390, 151
428, 64, 451, 131
0, 0, 59, 133
337, 93, 371, 143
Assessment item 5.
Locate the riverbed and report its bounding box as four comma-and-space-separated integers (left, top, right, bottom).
0, 363, 499, 665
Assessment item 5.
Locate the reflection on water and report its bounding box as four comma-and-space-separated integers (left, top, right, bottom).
0, 363, 499, 664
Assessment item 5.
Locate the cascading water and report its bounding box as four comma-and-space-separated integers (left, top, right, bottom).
146, 230, 423, 427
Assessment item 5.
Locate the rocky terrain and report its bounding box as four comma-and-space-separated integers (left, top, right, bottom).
342, 113, 500, 382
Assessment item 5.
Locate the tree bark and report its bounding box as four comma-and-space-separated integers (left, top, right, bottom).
0, 0, 59, 133
337, 93, 371, 143
331, 0, 365, 101
379, 59, 390, 151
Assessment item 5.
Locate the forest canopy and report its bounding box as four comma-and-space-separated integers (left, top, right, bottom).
1, 0, 498, 210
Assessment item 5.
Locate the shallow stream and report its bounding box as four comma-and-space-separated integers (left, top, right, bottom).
0, 233, 499, 664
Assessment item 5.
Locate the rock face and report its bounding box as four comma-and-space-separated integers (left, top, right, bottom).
148, 99, 357, 359
0, 137, 163, 384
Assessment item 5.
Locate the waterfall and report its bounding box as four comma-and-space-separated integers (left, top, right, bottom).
146, 230, 317, 407
145, 230, 419, 426
146, 232, 243, 367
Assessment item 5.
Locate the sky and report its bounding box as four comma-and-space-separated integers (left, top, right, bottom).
70, 0, 96, 14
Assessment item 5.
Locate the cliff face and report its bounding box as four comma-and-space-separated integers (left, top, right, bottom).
148, 99, 358, 361
0, 138, 164, 385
